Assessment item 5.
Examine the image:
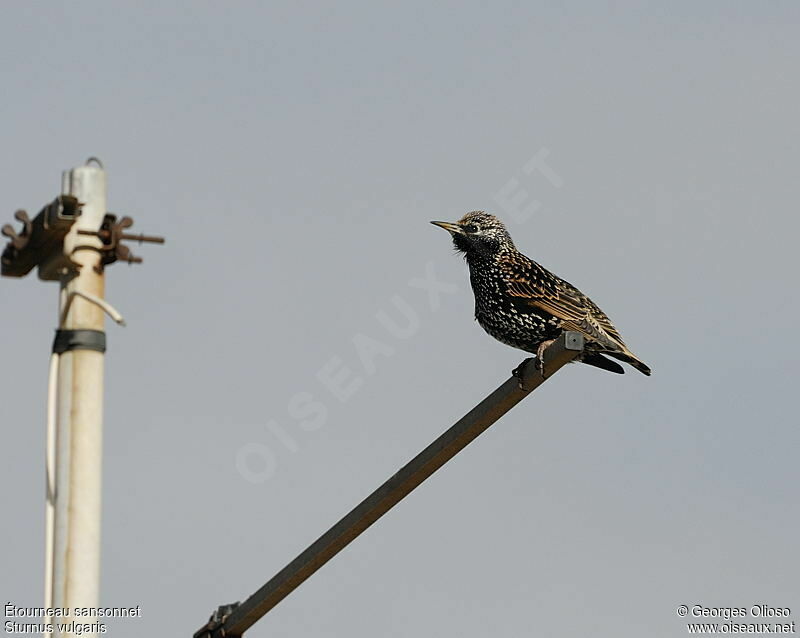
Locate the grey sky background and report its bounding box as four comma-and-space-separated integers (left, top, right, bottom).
2, 2, 798, 636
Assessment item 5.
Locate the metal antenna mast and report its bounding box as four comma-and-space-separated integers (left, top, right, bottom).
195, 332, 585, 638
2, 159, 164, 638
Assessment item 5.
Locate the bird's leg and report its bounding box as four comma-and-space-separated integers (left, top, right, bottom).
512, 358, 536, 391
535, 339, 556, 378
512, 338, 557, 390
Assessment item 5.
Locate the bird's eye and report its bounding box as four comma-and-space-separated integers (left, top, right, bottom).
463, 223, 479, 233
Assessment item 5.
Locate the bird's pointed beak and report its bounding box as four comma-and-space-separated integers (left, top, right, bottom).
430, 221, 464, 234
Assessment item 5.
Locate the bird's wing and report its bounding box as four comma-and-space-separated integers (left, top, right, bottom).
499, 255, 628, 350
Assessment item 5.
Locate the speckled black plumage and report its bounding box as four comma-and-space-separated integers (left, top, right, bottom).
431, 211, 651, 376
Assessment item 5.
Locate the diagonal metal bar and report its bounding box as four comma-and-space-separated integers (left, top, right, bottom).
194, 331, 585, 638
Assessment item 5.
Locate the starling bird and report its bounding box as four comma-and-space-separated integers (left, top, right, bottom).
431, 211, 651, 376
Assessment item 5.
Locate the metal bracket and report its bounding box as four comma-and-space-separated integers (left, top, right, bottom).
1, 196, 83, 280
76, 213, 164, 270
194, 603, 241, 638
1, 210, 32, 251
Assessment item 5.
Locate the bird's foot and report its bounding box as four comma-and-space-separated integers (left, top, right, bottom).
512, 358, 536, 391
535, 339, 556, 378
513, 340, 557, 390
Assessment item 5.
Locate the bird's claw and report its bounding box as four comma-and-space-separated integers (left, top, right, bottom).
535, 339, 556, 379
512, 357, 537, 391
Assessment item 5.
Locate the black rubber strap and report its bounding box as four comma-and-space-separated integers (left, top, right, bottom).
52, 329, 107, 354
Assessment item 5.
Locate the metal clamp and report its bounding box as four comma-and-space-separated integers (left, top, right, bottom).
52, 329, 107, 354
2, 196, 84, 279
77, 213, 165, 269
1, 210, 32, 251
193, 603, 241, 638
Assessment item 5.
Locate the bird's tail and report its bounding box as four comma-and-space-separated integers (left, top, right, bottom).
606, 350, 652, 376
582, 353, 625, 374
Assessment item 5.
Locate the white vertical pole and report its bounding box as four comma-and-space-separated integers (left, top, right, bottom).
51, 163, 107, 638
45, 352, 59, 627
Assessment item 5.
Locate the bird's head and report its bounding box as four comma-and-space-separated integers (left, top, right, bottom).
430, 211, 514, 256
